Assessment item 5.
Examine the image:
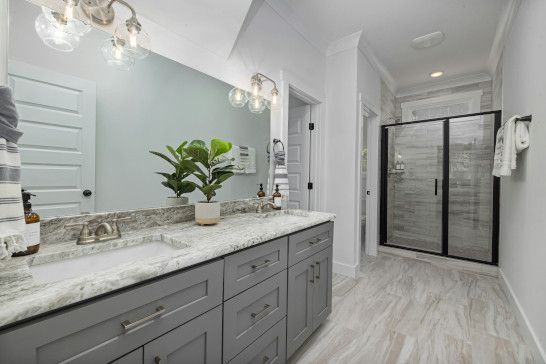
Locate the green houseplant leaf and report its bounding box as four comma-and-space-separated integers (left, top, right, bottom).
150, 143, 197, 198
186, 138, 235, 203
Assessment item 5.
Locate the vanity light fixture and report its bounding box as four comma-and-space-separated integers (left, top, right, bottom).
35, 4, 91, 52
34, 0, 150, 68
228, 73, 280, 114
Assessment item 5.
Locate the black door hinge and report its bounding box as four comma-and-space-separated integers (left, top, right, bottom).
308, 123, 315, 131
308, 182, 313, 190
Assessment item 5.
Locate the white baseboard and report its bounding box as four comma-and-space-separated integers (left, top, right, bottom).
499, 269, 546, 363
333, 260, 358, 278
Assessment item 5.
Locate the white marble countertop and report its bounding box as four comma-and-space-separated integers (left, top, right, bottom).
0, 210, 335, 329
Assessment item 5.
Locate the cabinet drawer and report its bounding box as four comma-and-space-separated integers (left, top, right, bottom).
0, 260, 223, 364
110, 348, 143, 364
143, 306, 222, 364
224, 237, 288, 300
288, 223, 331, 266
229, 318, 286, 364
223, 270, 287, 363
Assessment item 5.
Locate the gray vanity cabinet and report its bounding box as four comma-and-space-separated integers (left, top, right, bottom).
286, 223, 333, 359
110, 348, 143, 364
143, 306, 222, 364
286, 255, 315, 358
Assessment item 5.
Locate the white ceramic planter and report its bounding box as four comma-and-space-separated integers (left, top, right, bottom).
166, 196, 189, 207
195, 201, 221, 225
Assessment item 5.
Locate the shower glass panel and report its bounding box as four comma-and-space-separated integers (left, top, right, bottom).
448, 114, 496, 261
384, 121, 444, 253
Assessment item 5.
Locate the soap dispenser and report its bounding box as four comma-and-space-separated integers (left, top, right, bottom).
12, 190, 41, 257
257, 183, 266, 198
272, 184, 282, 210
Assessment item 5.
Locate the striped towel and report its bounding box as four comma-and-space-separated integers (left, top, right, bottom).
271, 150, 289, 198
0, 86, 25, 260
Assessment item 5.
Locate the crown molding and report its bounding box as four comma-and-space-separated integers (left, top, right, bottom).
326, 31, 361, 56
264, 0, 328, 54
357, 34, 397, 94
487, 0, 522, 73
396, 72, 492, 98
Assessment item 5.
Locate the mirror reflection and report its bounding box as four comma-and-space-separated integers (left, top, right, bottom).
8, 0, 271, 217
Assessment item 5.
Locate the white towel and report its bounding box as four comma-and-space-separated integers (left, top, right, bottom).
492, 115, 518, 177
515, 121, 530, 153
0, 138, 26, 260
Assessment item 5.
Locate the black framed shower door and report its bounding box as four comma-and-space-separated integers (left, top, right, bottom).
379, 111, 501, 265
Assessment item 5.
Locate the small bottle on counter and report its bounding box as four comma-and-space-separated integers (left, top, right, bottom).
12, 190, 41, 257
257, 183, 266, 198
272, 184, 282, 210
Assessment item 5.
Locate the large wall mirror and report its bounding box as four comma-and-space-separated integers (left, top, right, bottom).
8, 0, 271, 217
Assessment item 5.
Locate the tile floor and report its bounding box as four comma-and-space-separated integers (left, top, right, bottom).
289, 252, 539, 363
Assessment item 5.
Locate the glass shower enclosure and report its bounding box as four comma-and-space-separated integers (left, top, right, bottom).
380, 111, 501, 264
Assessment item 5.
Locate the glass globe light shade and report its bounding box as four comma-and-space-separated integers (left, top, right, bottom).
35, 13, 80, 52
41, 6, 91, 37
101, 38, 135, 71
228, 88, 248, 108
264, 99, 271, 110
248, 95, 266, 114
114, 19, 151, 60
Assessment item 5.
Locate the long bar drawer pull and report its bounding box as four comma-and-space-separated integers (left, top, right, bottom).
308, 237, 321, 245
121, 306, 166, 332
251, 304, 272, 320
251, 259, 271, 271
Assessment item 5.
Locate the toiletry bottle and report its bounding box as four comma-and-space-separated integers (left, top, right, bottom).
272, 184, 282, 210
12, 190, 41, 257
257, 183, 266, 198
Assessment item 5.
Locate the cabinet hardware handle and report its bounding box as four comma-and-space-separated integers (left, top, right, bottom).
263, 355, 270, 363
315, 262, 321, 279
251, 304, 272, 320
121, 306, 166, 332
308, 237, 321, 245
154, 356, 161, 364
251, 259, 271, 271
310, 264, 315, 283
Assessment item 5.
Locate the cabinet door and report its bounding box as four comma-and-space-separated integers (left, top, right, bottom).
286, 256, 314, 359
311, 247, 332, 331
143, 306, 222, 364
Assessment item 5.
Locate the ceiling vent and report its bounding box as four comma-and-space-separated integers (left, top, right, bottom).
411, 31, 445, 50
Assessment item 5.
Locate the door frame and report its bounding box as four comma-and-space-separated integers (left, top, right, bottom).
356, 94, 380, 263
379, 110, 501, 265
280, 69, 325, 211
0, 0, 8, 86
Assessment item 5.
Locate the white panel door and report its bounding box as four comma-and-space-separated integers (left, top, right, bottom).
287, 105, 310, 210
8, 61, 96, 217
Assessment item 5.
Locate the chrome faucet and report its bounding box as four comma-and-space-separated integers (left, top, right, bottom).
65, 217, 132, 245
256, 198, 277, 213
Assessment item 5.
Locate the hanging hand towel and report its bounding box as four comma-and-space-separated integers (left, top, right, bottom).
492, 115, 518, 177
0, 86, 26, 260
515, 120, 530, 153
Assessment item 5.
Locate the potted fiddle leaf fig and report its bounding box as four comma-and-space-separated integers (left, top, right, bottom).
185, 138, 235, 225
150, 142, 196, 207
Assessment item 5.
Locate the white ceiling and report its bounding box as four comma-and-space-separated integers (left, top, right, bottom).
281, 0, 510, 91
128, 0, 253, 59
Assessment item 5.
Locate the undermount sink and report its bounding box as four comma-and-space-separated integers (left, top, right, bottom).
29, 239, 183, 284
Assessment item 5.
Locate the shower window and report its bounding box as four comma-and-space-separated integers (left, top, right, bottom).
380, 111, 501, 265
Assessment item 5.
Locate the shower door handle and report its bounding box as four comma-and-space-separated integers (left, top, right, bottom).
434, 179, 438, 195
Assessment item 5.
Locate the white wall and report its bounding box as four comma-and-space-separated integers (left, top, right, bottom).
500, 0, 546, 359
323, 40, 382, 277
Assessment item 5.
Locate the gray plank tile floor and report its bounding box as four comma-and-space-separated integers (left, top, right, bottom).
289, 253, 538, 364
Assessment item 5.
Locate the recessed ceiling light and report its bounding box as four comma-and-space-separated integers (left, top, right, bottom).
411, 31, 445, 50
430, 71, 444, 78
